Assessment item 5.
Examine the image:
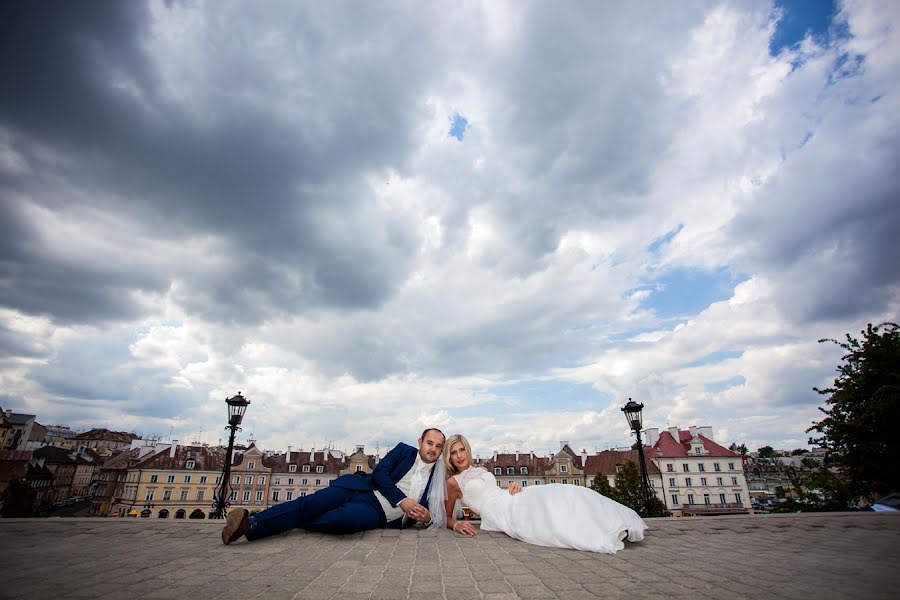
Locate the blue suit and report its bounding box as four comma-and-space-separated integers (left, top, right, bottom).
247, 443, 436, 539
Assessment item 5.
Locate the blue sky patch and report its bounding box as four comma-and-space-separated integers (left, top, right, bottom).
449, 113, 469, 141
488, 379, 612, 412
639, 267, 747, 319
705, 375, 747, 393
647, 224, 684, 255
770, 0, 838, 56
684, 349, 744, 368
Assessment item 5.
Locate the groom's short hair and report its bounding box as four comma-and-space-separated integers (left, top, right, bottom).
419, 427, 445, 441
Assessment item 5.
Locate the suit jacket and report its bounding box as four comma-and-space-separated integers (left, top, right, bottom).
330, 442, 437, 517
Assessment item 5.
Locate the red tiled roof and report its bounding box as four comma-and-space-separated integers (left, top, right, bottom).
71, 428, 138, 443
482, 453, 550, 476
652, 430, 739, 458
135, 445, 226, 471
583, 449, 661, 476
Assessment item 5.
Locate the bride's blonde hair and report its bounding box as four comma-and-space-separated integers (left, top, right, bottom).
443, 434, 473, 475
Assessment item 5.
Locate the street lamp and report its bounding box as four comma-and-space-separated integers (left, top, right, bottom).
211, 392, 250, 519
621, 398, 653, 516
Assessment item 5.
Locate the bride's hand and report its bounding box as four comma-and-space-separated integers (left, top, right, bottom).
507, 482, 523, 495
452, 520, 478, 536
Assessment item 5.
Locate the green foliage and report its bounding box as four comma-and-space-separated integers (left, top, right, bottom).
791, 448, 809, 456
1, 477, 36, 518
590, 474, 619, 502
770, 467, 851, 513
729, 443, 748, 457
808, 322, 900, 499
757, 446, 777, 459
591, 460, 670, 518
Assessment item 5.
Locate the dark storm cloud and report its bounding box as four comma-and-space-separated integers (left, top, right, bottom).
0, 1, 432, 325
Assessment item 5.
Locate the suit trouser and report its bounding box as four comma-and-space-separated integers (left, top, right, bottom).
245, 486, 388, 540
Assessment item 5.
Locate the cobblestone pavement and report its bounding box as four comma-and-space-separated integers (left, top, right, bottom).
1, 512, 898, 600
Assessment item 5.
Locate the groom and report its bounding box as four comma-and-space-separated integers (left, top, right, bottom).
222, 428, 445, 544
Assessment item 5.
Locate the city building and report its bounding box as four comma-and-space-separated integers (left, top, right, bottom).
645, 426, 751, 517
3, 411, 47, 451
583, 448, 665, 503
70, 429, 140, 455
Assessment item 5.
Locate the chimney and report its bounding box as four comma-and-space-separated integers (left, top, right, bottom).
644, 428, 659, 447
689, 426, 698, 438
515, 452, 519, 461
581, 449, 587, 466
286, 446, 292, 463
493, 450, 498, 461
668, 426, 679, 439
170, 441, 178, 458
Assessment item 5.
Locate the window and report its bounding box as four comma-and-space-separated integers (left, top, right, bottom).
735, 493, 743, 504
535, 480, 541, 485
300, 491, 306, 497
243, 491, 250, 501
180, 490, 188, 501
714, 463, 721, 471
550, 479, 557, 484
687, 493, 694, 504
507, 467, 514, 475
146, 489, 156, 501
574, 480, 580, 485
232, 475, 239, 485
562, 479, 568, 485
245, 475, 252, 485
215, 476, 221, 484
289, 465, 297, 473
196, 490, 204, 501
520, 466, 528, 474
200, 476, 208, 484
694, 447, 701, 455
522, 481, 528, 487
494, 467, 502, 475
667, 463, 674, 472
682, 464, 689, 472
560, 465, 568, 473
167, 475, 175, 483
288, 478, 294, 485
230, 490, 237, 501
274, 478, 280, 485
728, 462, 735, 470
716, 477, 723, 486
685, 477, 692, 486
258, 475, 265, 485
272, 491, 280, 502
496, 480, 501, 487
671, 494, 679, 505
186, 460, 195, 469
701, 477, 707, 486
286, 491, 293, 501
615, 465, 622, 473
248, 462, 256, 469
163, 490, 172, 500
150, 475, 159, 483
301, 478, 308, 485
315, 479, 321, 486
732, 477, 738, 485
302, 465, 310, 473
719, 493, 727, 504
356, 465, 362, 472
698, 463, 706, 472
255, 491, 263, 502
315, 466, 323, 473
183, 475, 191, 484
703, 493, 710, 505
669, 478, 676, 487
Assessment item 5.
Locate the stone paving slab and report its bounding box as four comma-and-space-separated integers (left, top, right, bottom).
1, 512, 898, 600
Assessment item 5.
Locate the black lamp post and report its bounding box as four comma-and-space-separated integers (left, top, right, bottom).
211, 392, 250, 519
621, 398, 653, 516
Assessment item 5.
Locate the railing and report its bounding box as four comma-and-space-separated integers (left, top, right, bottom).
681, 502, 749, 514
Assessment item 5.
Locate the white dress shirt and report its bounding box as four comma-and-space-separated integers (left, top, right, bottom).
374, 454, 434, 523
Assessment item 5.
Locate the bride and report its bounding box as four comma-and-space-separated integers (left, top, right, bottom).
442, 434, 647, 553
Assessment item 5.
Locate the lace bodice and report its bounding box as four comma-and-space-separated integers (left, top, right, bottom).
454, 467, 504, 514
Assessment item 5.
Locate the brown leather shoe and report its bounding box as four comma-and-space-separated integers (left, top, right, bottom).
221, 509, 251, 545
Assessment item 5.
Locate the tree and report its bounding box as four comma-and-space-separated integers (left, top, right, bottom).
757, 446, 777, 459
808, 322, 900, 499
611, 460, 670, 518
770, 466, 851, 513
791, 448, 809, 456
1, 477, 36, 518
590, 474, 619, 502
729, 443, 749, 458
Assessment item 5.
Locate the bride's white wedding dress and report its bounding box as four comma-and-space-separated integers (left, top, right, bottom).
454, 467, 646, 553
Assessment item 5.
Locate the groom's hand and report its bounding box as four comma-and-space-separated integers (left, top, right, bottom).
399, 498, 429, 522
507, 482, 523, 495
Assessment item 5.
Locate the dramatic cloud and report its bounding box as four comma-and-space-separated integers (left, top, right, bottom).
1, 0, 897, 457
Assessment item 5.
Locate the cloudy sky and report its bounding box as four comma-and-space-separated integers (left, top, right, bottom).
1, 0, 898, 458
